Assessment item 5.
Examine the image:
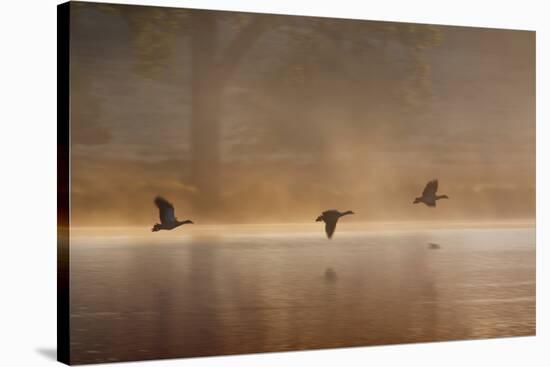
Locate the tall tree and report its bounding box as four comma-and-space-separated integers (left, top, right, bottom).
73, 3, 440, 217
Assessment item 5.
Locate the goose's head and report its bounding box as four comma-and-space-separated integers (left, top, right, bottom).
152, 224, 162, 232
413, 198, 421, 204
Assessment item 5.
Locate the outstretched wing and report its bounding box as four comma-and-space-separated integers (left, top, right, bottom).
325, 218, 338, 239
422, 179, 438, 197
323, 209, 338, 216
154, 196, 176, 225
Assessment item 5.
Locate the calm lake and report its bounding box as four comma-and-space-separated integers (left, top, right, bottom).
69, 224, 535, 364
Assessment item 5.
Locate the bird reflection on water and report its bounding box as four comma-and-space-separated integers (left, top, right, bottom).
69, 225, 535, 364
324, 267, 338, 283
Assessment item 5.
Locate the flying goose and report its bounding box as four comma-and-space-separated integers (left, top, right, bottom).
152, 196, 193, 232
316, 209, 354, 239
413, 179, 449, 207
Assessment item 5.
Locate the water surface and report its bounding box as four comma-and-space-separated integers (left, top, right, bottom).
69, 224, 535, 364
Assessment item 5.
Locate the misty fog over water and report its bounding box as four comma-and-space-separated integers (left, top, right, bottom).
70, 225, 534, 364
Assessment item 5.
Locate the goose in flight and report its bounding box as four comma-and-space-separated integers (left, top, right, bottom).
316, 209, 354, 239
413, 179, 449, 207
152, 196, 193, 232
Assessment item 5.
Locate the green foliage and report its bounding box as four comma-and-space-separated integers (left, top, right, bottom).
76, 2, 190, 79
83, 3, 443, 154
86, 3, 442, 100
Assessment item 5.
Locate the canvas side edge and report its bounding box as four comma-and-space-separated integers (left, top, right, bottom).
57, 2, 71, 365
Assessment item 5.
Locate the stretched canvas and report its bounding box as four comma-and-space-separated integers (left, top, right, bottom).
58, 1, 536, 365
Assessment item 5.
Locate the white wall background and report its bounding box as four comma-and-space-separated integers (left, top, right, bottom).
0, 0, 547, 366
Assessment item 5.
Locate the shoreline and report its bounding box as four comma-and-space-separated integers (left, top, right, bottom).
68, 220, 536, 238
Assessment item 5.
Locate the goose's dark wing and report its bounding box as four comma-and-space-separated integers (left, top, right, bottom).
323, 209, 340, 217
154, 196, 176, 225
422, 179, 438, 197
325, 218, 338, 239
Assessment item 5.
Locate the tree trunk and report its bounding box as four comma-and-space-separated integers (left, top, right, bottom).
190, 11, 222, 216
189, 12, 268, 218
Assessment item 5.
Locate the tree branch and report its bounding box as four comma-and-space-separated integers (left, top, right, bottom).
217, 16, 270, 83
